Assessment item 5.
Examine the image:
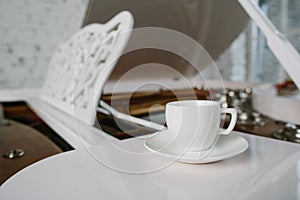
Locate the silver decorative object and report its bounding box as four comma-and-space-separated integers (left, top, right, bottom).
213, 88, 266, 126
3, 149, 25, 159
272, 123, 300, 143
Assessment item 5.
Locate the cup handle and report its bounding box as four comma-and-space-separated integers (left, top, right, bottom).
219, 108, 237, 135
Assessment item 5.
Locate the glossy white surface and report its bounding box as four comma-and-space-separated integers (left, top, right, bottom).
144, 131, 248, 163
253, 84, 300, 124
26, 98, 119, 149
1, 133, 300, 200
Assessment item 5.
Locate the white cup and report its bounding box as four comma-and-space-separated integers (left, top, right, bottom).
166, 100, 237, 151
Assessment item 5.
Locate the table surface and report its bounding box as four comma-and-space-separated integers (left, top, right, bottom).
1, 86, 300, 199
1, 132, 300, 200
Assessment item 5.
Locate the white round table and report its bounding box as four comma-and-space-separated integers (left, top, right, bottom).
1, 133, 300, 200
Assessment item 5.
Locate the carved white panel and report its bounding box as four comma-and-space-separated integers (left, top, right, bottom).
41, 11, 134, 125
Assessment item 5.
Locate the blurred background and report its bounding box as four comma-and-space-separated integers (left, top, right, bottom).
0, 0, 299, 89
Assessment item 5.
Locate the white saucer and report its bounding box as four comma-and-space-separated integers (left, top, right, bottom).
144, 130, 249, 164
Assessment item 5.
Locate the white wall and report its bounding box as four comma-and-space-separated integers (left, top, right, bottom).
0, 0, 89, 89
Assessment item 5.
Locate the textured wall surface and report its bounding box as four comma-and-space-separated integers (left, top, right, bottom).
0, 0, 89, 89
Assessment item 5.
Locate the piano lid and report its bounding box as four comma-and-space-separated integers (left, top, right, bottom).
82, 0, 249, 81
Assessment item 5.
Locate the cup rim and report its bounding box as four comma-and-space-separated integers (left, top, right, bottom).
166, 100, 219, 108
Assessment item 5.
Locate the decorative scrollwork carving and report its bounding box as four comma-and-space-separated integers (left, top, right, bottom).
41, 11, 133, 125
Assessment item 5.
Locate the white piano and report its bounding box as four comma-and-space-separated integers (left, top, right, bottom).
1, 1, 300, 200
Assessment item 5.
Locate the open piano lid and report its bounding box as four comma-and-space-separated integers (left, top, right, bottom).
83, 0, 300, 124
82, 0, 249, 87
